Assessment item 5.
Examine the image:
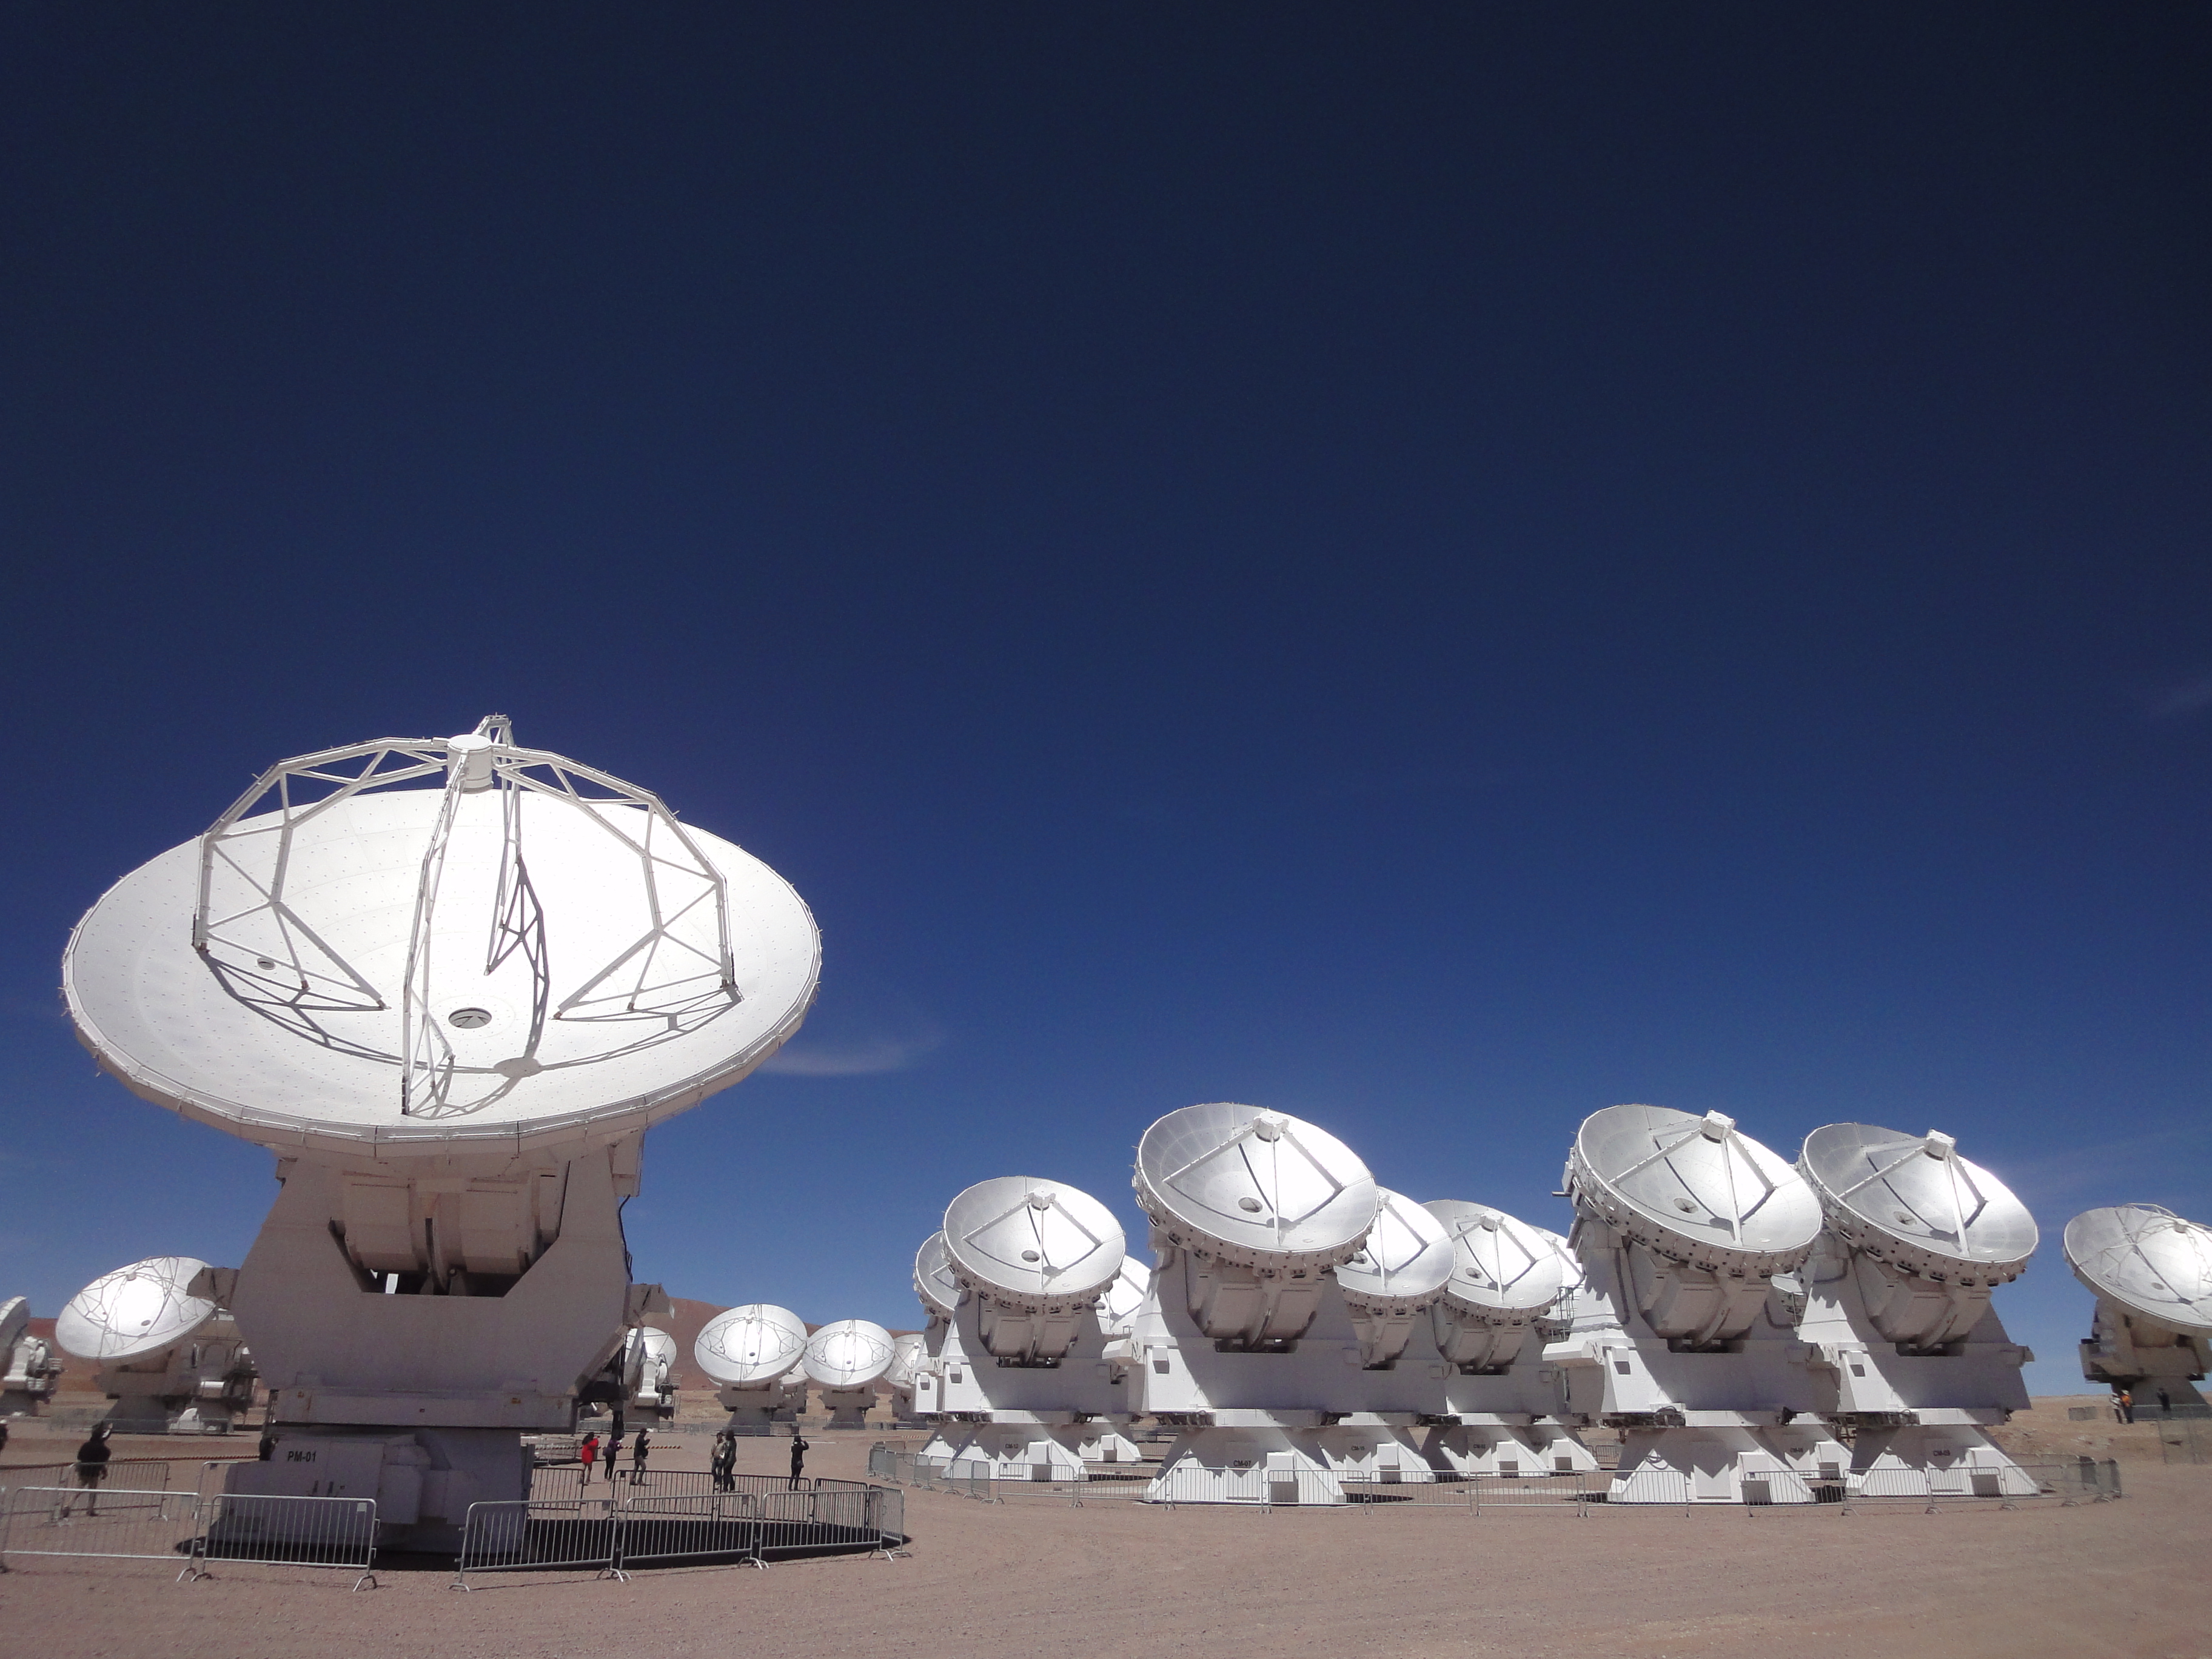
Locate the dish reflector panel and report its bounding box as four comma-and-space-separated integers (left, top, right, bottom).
1800, 1123, 2037, 1281
1335, 1189, 1453, 1306
62, 722, 820, 1158
1424, 1201, 1567, 1314
1133, 1102, 1379, 1269
1569, 1104, 1821, 1272
804, 1318, 895, 1389
2065, 1205, 2212, 1335
942, 1176, 1125, 1306
1099, 1255, 1153, 1331
694, 1303, 809, 1385
56, 1256, 219, 1363
914, 1232, 962, 1318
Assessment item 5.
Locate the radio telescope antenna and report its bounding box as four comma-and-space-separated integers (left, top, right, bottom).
913, 1232, 965, 1319
1422, 1199, 1567, 1373
940, 1176, 1126, 1364
2065, 1205, 2212, 1335
695, 1304, 809, 1385
1800, 1124, 2037, 1287
1567, 1104, 1822, 1276
1133, 1102, 1378, 1272
56, 1257, 219, 1364
1335, 1189, 1453, 1369
67, 717, 819, 1153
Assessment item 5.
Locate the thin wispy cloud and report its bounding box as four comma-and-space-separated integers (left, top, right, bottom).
2142, 672, 2212, 720
762, 1023, 945, 1078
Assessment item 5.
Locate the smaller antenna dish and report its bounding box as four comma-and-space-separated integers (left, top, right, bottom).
632, 1327, 677, 1377
1335, 1190, 1454, 1309
1098, 1255, 1153, 1332
1133, 1102, 1379, 1270
694, 1303, 809, 1386
1528, 1225, 1586, 1296
942, 1177, 1126, 1307
803, 1318, 895, 1389
887, 1332, 927, 1392
56, 1256, 220, 1363
1800, 1124, 2037, 1283
2064, 1205, 2212, 1335
0, 1295, 29, 1353
913, 1232, 964, 1318
1424, 1201, 1567, 1315
1567, 1104, 1822, 1274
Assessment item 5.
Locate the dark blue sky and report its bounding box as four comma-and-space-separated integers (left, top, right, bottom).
4, 6, 2208, 1392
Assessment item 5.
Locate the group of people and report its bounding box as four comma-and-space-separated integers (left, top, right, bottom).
2112, 1386, 2177, 1424
706, 1428, 810, 1490
577, 1424, 654, 1483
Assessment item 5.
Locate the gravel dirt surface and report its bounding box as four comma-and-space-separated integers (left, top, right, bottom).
3, 1422, 2207, 1659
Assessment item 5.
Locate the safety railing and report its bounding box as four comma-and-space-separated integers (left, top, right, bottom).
193, 1492, 379, 1589
453, 1476, 904, 1587
0, 1486, 203, 1573
0, 1457, 198, 1500
0, 1485, 377, 1587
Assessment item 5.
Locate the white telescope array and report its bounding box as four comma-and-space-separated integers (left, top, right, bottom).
61, 717, 818, 1547
898, 1099, 2049, 1504
53, 1256, 257, 1433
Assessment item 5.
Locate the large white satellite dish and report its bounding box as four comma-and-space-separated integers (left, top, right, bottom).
1800, 1124, 2037, 1284
886, 1332, 927, 1393
803, 1318, 896, 1389
913, 1232, 964, 1318
1133, 1102, 1379, 1270
2065, 1205, 2212, 1335
1335, 1189, 1454, 1308
694, 1303, 810, 1386
57, 1256, 220, 1364
941, 1177, 1126, 1307
62, 719, 820, 1158
1567, 1104, 1822, 1273
1424, 1201, 1567, 1315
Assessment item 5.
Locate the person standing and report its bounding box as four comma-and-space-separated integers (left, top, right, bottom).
578, 1431, 600, 1483
631, 1424, 651, 1484
712, 1430, 736, 1493
788, 1431, 809, 1490
605, 1431, 623, 1482
2119, 1389, 2136, 1424
60, 1423, 113, 1518
2159, 1387, 2173, 1417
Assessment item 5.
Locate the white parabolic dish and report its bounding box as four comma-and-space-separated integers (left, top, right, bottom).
1423, 1200, 1566, 1315
804, 1318, 895, 1389
1800, 1122, 2037, 1282
694, 1303, 809, 1386
2064, 1205, 2212, 1335
1569, 1104, 1822, 1274
61, 725, 821, 1159
1334, 1188, 1454, 1309
1134, 1102, 1379, 1270
942, 1176, 1125, 1307
913, 1232, 963, 1318
887, 1332, 927, 1390
57, 1256, 220, 1363
1098, 1255, 1153, 1330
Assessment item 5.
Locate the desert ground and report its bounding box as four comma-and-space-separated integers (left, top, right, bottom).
2, 1397, 2207, 1659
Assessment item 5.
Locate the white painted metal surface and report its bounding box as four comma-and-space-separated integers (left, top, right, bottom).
942, 1176, 1125, 1307
1426, 1200, 1567, 1315
1567, 1104, 1822, 1274
56, 1257, 220, 1363
2065, 1204, 2212, 1334
1800, 1123, 2037, 1282
62, 720, 820, 1158
804, 1319, 895, 1389
1334, 1190, 1453, 1308
1133, 1102, 1378, 1270
694, 1303, 810, 1385
913, 1232, 963, 1318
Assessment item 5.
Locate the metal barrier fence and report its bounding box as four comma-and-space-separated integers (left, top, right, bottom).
0, 1486, 203, 1574
454, 1475, 904, 1586
194, 1492, 379, 1589
0, 1458, 182, 1499
0, 1485, 378, 1586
